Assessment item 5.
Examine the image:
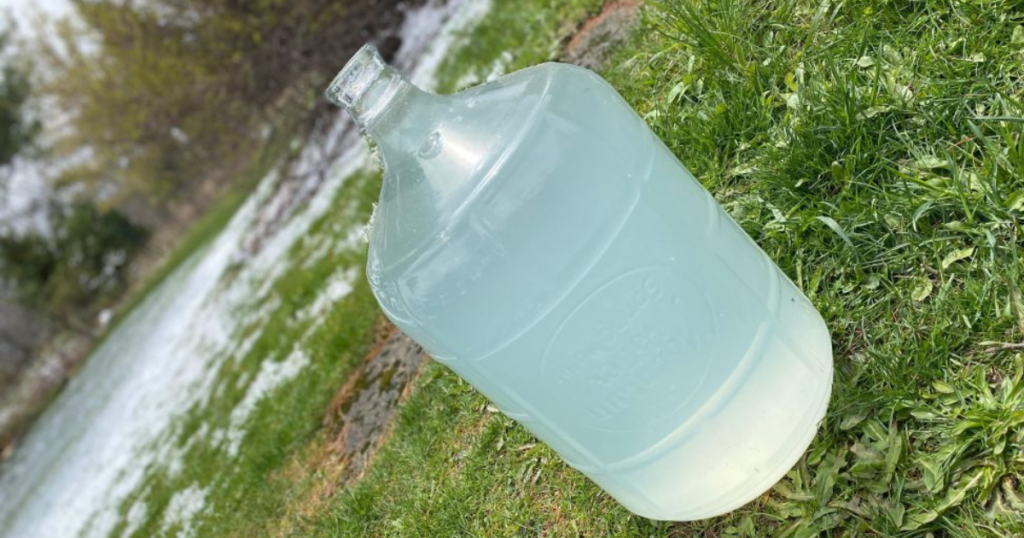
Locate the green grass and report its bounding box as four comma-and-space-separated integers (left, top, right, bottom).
617, 1, 1024, 534
431, 0, 603, 93
97, 0, 1024, 536
308, 0, 1024, 536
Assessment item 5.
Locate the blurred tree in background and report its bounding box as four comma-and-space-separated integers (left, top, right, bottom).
0, 202, 147, 327
39, 0, 412, 208
0, 24, 50, 384
0, 30, 37, 171
0, 17, 145, 334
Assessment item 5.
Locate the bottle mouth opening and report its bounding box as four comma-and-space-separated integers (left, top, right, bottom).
325, 44, 386, 108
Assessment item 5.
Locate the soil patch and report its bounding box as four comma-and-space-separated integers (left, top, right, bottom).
563, 0, 642, 70
324, 320, 428, 483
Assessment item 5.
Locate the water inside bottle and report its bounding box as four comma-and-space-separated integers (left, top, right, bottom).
326, 44, 833, 520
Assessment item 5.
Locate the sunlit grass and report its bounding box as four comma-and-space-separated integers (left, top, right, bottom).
314, 0, 1024, 536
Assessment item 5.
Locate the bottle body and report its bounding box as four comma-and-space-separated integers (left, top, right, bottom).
337, 50, 833, 521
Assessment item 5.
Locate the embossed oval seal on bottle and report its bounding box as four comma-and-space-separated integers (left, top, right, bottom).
542, 266, 718, 433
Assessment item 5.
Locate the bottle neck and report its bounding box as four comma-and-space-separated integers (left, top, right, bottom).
325, 45, 437, 138
326, 44, 474, 202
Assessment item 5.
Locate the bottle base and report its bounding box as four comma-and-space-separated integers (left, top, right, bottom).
588, 323, 834, 522
673, 365, 833, 520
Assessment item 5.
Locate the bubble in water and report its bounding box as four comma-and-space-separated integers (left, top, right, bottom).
417, 131, 443, 159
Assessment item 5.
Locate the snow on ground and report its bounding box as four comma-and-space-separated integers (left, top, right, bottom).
0, 1, 494, 537
223, 347, 310, 457
160, 484, 209, 538
299, 266, 360, 322
120, 497, 148, 538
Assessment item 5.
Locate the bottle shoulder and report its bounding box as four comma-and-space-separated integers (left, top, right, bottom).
367, 63, 628, 273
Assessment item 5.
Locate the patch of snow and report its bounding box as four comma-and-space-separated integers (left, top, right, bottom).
0, 156, 52, 235
299, 267, 359, 322
299, 238, 334, 269
234, 370, 254, 391
160, 484, 208, 538
455, 49, 512, 89
300, 223, 369, 269
391, 0, 452, 70
165, 452, 184, 479
163, 422, 209, 479
406, 0, 493, 90
342, 223, 369, 250
230, 322, 265, 365
224, 348, 311, 457
208, 428, 226, 448
96, 309, 114, 329
120, 498, 147, 538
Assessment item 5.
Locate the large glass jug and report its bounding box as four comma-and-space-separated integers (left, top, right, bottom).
325, 44, 833, 521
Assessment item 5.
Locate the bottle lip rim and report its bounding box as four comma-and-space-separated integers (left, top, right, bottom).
325, 43, 385, 108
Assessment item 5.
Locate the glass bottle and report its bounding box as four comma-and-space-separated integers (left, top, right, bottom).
325, 44, 833, 521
